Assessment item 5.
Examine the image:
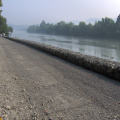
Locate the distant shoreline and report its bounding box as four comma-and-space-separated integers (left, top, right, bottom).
27, 15, 120, 40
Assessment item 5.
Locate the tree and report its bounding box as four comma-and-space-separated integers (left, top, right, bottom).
39, 20, 47, 32
0, 0, 2, 13
87, 23, 93, 37
55, 21, 66, 34
116, 14, 120, 31
116, 14, 120, 26
0, 0, 13, 36
27, 25, 38, 33
0, 15, 13, 36
93, 17, 116, 38
116, 14, 120, 37
0, 0, 2, 6
78, 22, 87, 36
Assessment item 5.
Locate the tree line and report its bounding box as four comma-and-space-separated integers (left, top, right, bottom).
27, 15, 120, 39
0, 0, 13, 36
27, 15, 120, 38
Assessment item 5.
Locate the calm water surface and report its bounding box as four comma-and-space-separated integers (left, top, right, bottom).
11, 31, 120, 62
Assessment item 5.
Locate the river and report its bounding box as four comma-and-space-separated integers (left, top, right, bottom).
11, 31, 120, 62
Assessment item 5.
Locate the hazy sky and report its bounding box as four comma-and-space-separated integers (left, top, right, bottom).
1, 0, 120, 25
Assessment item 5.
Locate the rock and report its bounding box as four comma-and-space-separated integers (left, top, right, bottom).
49, 118, 53, 120
44, 111, 49, 115
4, 105, 11, 110
20, 100, 24, 104
21, 89, 25, 92
19, 108, 24, 111
28, 106, 33, 110
31, 113, 37, 120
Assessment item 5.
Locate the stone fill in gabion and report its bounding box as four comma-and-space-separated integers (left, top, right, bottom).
6, 37, 120, 81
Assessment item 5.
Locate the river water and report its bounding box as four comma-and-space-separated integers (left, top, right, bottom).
11, 31, 120, 62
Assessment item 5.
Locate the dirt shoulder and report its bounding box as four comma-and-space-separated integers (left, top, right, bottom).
0, 37, 120, 120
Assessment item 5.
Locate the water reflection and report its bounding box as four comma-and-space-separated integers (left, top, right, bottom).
11, 31, 120, 62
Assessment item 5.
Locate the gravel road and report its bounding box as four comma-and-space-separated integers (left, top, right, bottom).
0, 37, 120, 120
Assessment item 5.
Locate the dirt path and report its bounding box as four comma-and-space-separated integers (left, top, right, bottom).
0, 37, 120, 120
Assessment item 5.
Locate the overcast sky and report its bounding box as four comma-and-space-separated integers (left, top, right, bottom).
1, 0, 120, 25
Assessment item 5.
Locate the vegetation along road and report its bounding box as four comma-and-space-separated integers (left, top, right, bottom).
0, 37, 120, 120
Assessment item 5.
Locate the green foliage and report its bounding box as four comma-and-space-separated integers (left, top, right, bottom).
27, 14, 120, 39
0, 15, 13, 36
0, 0, 2, 14
93, 17, 116, 38
0, 0, 2, 7
116, 14, 120, 26
116, 14, 120, 37
0, 0, 13, 36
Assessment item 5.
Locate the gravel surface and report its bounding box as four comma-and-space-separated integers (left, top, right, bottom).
0, 37, 120, 120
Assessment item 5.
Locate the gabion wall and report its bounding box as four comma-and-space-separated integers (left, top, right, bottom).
6, 37, 120, 81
